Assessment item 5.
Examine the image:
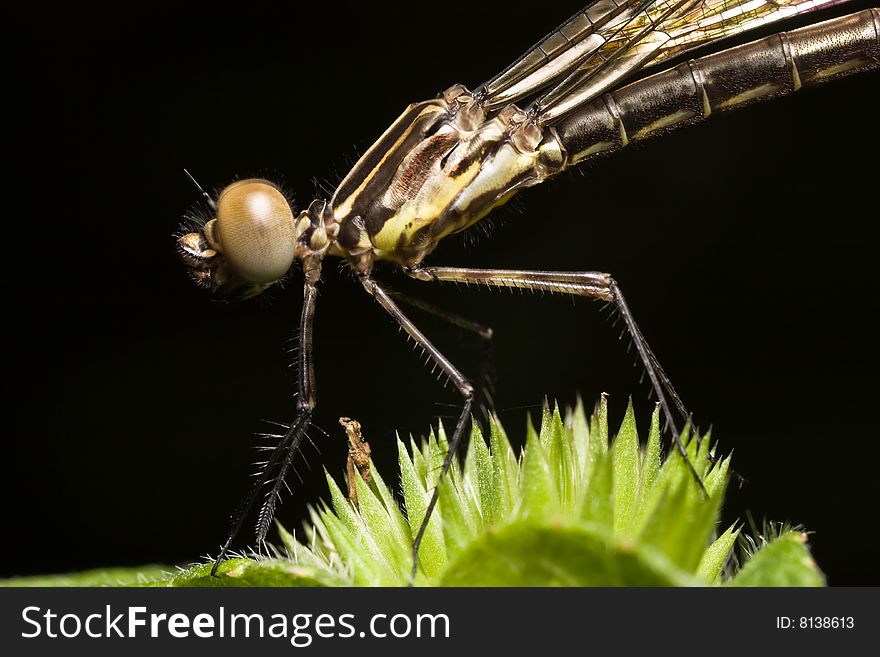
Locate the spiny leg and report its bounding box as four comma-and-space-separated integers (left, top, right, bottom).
382, 285, 496, 439
406, 266, 704, 490
361, 276, 474, 583
211, 283, 318, 576
385, 287, 494, 341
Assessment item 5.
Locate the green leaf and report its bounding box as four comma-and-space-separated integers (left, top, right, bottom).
441, 522, 697, 586
0, 565, 172, 588
275, 521, 333, 573
591, 393, 610, 458
323, 469, 399, 584
580, 450, 614, 528
704, 450, 732, 499
319, 508, 386, 585
353, 471, 410, 581
423, 425, 446, 490
538, 400, 554, 451
697, 523, 740, 584
473, 423, 498, 526
325, 468, 359, 534
459, 424, 486, 534
636, 470, 723, 572
398, 437, 447, 579
169, 559, 344, 587
545, 405, 575, 508
639, 404, 662, 498
727, 531, 825, 587
410, 435, 428, 483
520, 424, 560, 520
490, 416, 518, 521
438, 472, 477, 562
612, 399, 640, 534
366, 458, 412, 552
568, 396, 591, 482
463, 423, 481, 508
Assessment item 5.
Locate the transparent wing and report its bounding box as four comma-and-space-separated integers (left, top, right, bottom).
479, 0, 657, 108
477, 0, 846, 121
537, 0, 847, 121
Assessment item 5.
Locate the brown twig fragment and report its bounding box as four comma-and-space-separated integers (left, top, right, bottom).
339, 417, 372, 508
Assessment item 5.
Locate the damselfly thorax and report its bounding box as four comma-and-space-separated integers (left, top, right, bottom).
175, 1, 879, 578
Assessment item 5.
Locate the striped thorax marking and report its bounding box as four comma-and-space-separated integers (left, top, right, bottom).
330, 88, 565, 270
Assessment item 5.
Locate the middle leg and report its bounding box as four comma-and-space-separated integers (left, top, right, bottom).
360, 275, 474, 582
381, 285, 497, 438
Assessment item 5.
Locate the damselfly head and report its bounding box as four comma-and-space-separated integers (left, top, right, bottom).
177, 178, 298, 299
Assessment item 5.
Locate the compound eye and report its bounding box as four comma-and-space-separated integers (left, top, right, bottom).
214, 180, 296, 283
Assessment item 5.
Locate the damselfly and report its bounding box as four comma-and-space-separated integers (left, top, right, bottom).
177, 0, 879, 577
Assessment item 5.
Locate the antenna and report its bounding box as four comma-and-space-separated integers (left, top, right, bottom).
183, 168, 217, 212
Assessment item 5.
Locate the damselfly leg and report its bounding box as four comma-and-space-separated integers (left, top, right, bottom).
386, 287, 496, 438
406, 266, 702, 486
211, 283, 318, 576
361, 276, 475, 582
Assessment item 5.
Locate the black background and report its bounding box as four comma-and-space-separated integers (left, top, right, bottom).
6, 2, 879, 585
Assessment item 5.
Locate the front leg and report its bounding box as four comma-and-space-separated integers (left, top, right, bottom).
211, 283, 318, 576
406, 266, 700, 488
